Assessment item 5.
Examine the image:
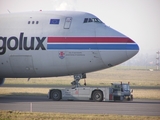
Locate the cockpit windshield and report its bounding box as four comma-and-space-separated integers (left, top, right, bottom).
83, 18, 103, 23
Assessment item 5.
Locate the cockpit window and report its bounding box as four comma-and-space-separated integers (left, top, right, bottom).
83, 18, 103, 23
88, 18, 92, 22
84, 18, 88, 23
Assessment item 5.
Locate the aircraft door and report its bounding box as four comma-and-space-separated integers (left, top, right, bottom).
64, 17, 72, 29
9, 55, 36, 75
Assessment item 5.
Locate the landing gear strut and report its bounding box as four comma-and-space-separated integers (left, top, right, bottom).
71, 73, 86, 88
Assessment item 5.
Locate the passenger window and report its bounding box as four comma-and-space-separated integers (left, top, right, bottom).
28, 21, 30, 24
32, 21, 34, 24
36, 21, 39, 24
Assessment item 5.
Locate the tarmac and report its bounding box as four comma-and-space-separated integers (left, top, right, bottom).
0, 95, 160, 116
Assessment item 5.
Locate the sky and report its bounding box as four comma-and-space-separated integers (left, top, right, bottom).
0, 0, 160, 54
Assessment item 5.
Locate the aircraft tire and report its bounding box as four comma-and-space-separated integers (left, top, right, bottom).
92, 90, 103, 102
51, 90, 61, 101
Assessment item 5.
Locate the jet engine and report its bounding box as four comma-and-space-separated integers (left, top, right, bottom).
0, 78, 5, 86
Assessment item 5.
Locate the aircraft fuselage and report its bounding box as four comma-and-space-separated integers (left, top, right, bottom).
0, 11, 139, 78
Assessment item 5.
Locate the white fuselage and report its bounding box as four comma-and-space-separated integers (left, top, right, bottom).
0, 11, 139, 78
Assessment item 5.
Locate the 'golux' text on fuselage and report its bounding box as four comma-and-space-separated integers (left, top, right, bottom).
0, 32, 46, 55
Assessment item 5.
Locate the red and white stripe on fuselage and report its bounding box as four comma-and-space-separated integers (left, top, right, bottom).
47, 37, 139, 51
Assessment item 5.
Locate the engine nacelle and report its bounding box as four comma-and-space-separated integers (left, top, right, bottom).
0, 78, 5, 86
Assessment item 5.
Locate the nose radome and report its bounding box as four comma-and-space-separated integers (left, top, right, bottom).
96, 25, 139, 68
126, 38, 139, 60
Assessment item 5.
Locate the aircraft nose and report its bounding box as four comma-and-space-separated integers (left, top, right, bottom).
96, 26, 139, 68
126, 38, 139, 59
97, 36, 139, 68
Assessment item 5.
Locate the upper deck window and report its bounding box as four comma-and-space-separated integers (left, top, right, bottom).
83, 18, 103, 23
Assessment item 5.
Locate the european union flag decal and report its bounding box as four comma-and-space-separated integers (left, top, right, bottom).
50, 19, 60, 24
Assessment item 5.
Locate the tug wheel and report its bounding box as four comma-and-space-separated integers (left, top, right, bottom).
51, 90, 61, 101
92, 91, 103, 102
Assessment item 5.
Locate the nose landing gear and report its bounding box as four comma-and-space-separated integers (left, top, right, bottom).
71, 73, 86, 88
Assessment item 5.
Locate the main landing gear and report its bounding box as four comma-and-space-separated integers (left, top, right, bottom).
71, 73, 86, 88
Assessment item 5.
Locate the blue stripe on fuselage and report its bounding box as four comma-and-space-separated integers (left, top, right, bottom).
47, 44, 139, 50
